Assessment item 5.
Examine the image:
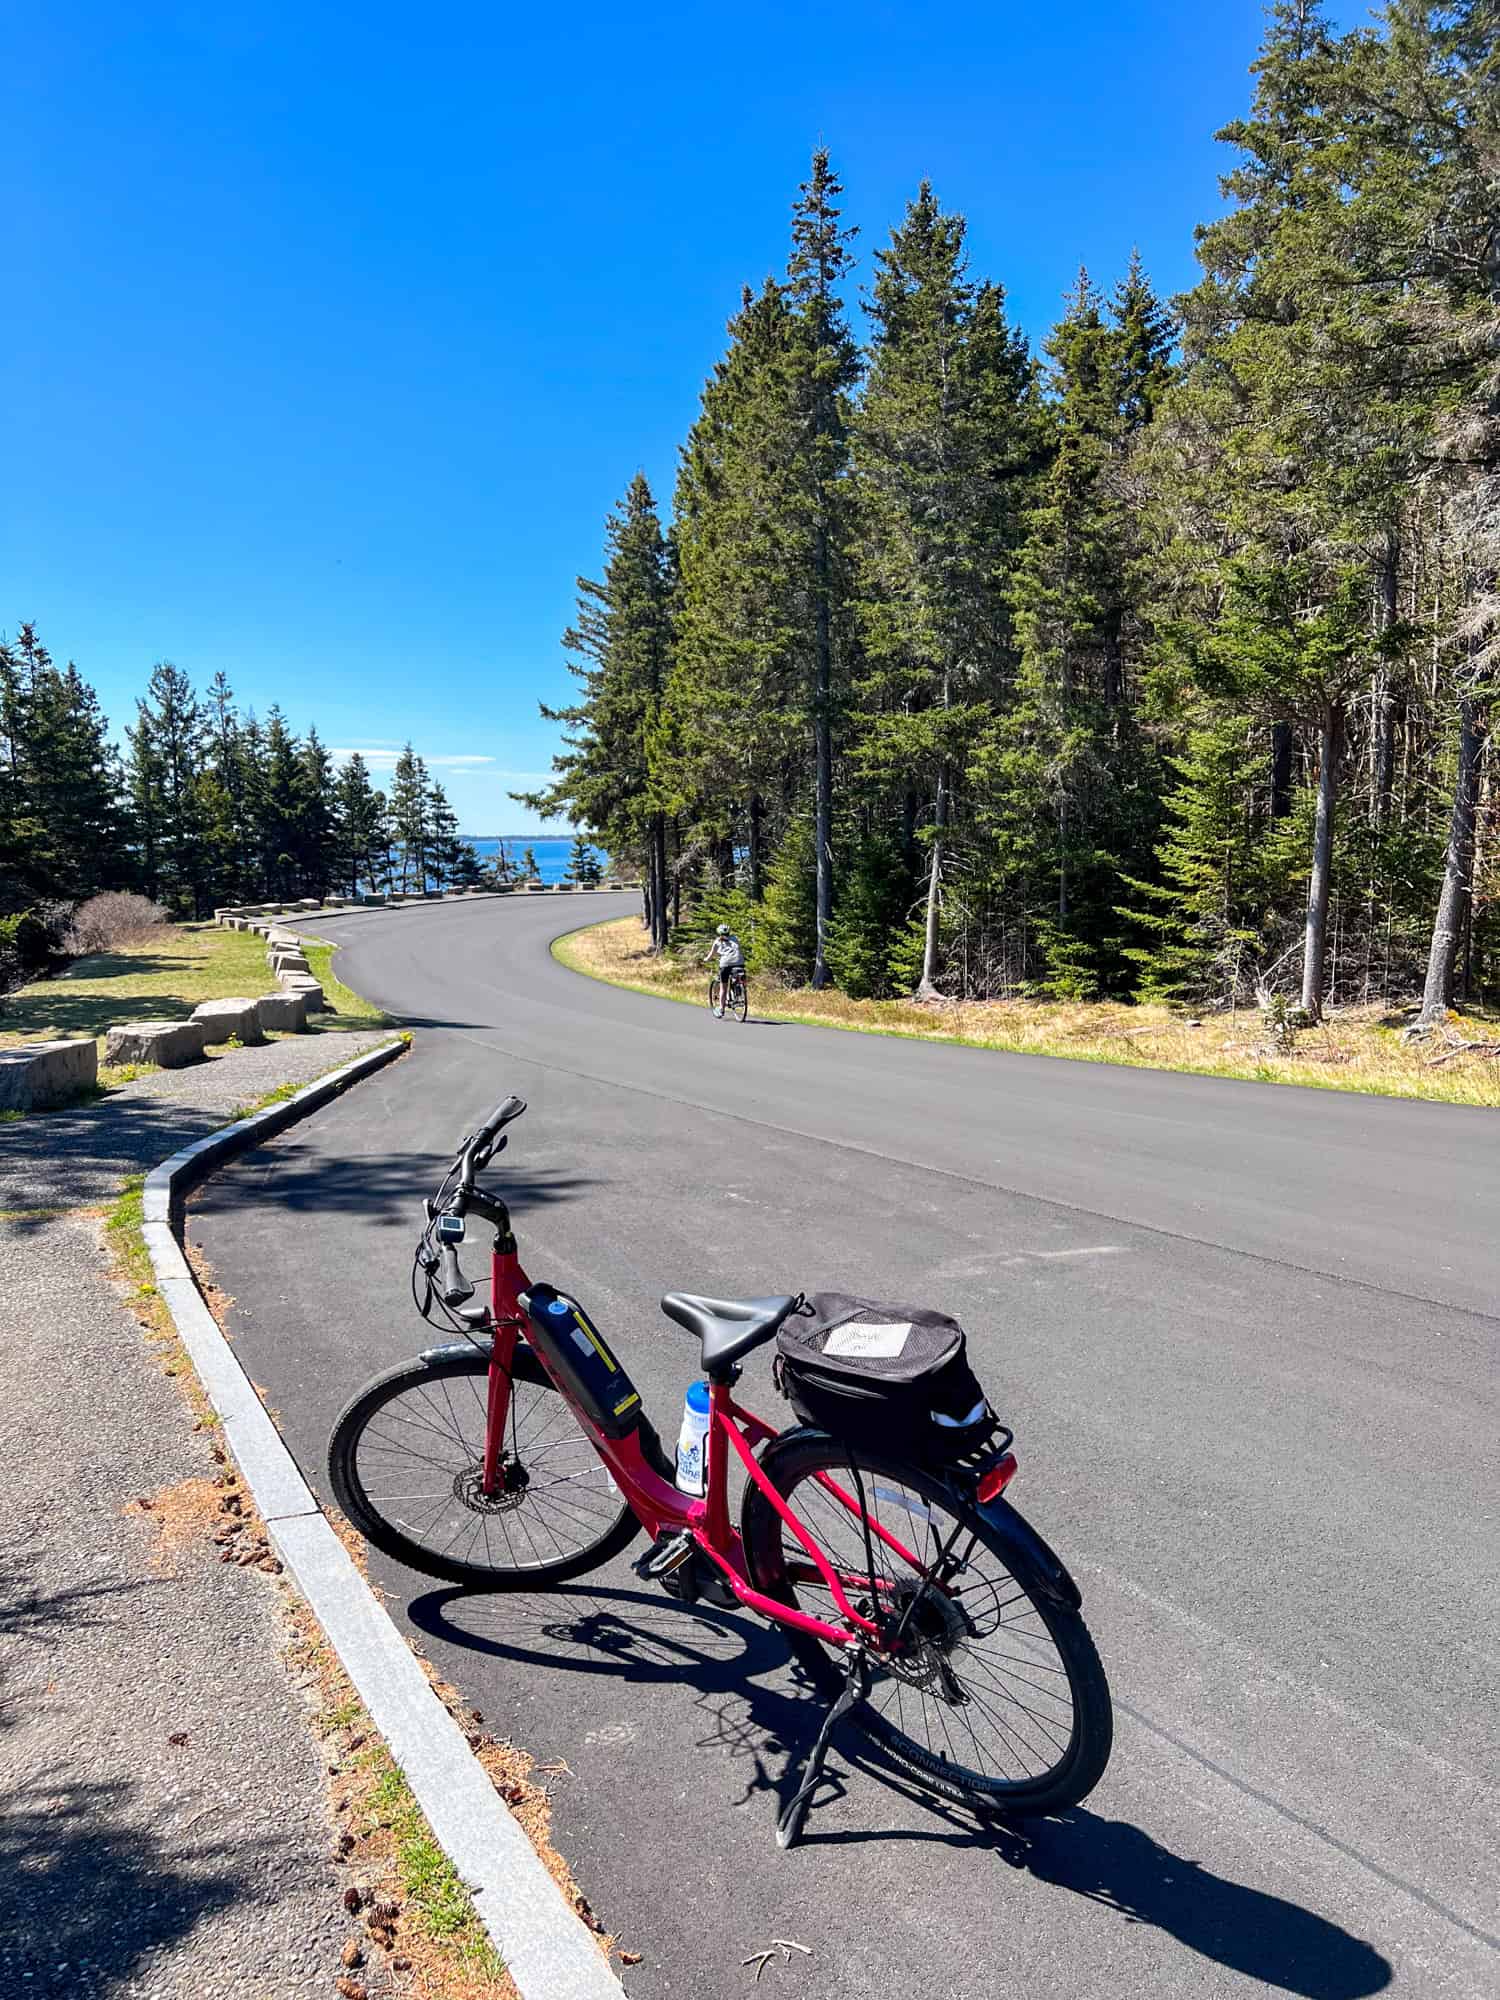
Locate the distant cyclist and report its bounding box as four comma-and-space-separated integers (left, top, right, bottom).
702, 923, 746, 1012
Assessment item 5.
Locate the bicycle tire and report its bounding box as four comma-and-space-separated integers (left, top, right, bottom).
731, 975, 748, 1023
709, 976, 726, 1018
741, 1431, 1112, 1816
329, 1348, 641, 1589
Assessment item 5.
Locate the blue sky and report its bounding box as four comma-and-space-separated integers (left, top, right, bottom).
6, 2, 1369, 834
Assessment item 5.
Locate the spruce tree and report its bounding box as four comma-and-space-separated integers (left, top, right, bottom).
521, 474, 675, 944
786, 150, 861, 986
853, 184, 1042, 995
670, 280, 803, 905
334, 753, 389, 897
388, 746, 430, 892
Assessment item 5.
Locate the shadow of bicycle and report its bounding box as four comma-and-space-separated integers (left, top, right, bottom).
406, 1579, 1392, 2000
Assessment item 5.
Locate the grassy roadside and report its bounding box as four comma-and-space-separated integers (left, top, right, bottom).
0, 921, 391, 1050
555, 915, 1500, 1110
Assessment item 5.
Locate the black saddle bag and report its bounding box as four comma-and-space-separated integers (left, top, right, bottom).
774, 1292, 997, 1463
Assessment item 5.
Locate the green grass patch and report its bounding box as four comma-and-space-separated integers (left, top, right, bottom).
358, 1753, 507, 1974
0, 921, 392, 1052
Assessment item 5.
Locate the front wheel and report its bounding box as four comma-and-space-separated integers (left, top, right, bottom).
709, 976, 725, 1018
328, 1348, 640, 1589
742, 1433, 1112, 1816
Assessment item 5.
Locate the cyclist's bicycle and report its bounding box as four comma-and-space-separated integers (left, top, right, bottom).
709, 965, 748, 1021
328, 1095, 1112, 1846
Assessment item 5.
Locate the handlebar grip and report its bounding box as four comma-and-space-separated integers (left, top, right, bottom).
471, 1094, 527, 1148
439, 1244, 476, 1306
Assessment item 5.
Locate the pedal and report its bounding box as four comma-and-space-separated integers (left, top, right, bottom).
632, 1530, 695, 1583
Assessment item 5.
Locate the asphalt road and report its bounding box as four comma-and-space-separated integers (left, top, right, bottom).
192, 895, 1499, 1999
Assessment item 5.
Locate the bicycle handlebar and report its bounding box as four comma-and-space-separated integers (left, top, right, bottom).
438, 1242, 475, 1305
476, 1094, 526, 1146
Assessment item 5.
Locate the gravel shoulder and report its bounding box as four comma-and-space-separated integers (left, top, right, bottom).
0, 1028, 403, 1996
0, 1208, 390, 1998
1, 1029, 395, 1210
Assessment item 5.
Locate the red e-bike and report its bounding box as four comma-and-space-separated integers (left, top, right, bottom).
328, 1095, 1112, 1845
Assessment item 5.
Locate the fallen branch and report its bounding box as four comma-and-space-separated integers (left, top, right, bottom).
1425, 1038, 1500, 1067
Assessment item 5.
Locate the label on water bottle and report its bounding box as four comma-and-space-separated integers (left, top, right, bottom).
675, 1435, 704, 1495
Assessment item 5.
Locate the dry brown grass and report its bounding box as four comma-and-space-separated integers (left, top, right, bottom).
556, 916, 1500, 1110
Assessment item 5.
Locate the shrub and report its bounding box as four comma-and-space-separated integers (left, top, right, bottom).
64, 892, 169, 956
0, 905, 71, 994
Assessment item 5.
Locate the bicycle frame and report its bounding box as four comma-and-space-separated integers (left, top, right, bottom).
479, 1241, 934, 1653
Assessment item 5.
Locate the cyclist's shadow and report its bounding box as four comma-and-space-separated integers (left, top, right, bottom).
406, 1581, 1392, 2000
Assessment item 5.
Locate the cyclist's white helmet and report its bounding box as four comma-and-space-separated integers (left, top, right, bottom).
716, 923, 730, 936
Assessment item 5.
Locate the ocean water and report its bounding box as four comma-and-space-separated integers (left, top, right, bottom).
466, 835, 609, 886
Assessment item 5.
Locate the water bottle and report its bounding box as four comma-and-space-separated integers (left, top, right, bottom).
675, 1380, 712, 1495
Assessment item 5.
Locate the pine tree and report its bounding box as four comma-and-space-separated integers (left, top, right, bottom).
853, 184, 1043, 995
295, 726, 338, 898
565, 832, 603, 887
521, 475, 675, 944
670, 280, 803, 906
426, 781, 463, 889
786, 150, 862, 986
333, 753, 390, 897
128, 663, 208, 915
253, 708, 309, 901
995, 262, 1172, 996
388, 746, 430, 892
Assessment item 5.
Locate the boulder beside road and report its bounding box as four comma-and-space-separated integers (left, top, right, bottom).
254, 991, 309, 1033
0, 1038, 97, 1111
191, 998, 266, 1046
104, 1020, 209, 1068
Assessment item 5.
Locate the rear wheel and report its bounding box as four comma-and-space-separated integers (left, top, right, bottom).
328, 1349, 640, 1589
730, 973, 748, 1023
742, 1433, 1112, 1816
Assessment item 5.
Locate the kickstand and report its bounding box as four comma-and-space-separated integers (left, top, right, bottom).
775, 1651, 871, 1850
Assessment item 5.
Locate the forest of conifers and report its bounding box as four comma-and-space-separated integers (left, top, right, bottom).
0, 629, 506, 982
530, 2, 1497, 1028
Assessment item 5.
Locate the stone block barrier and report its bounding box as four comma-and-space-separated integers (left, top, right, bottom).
278, 975, 327, 1012
191, 998, 266, 1046
104, 1020, 209, 1069
0, 1037, 98, 1111
254, 991, 309, 1033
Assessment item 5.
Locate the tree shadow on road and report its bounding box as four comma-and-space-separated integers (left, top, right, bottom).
0, 1769, 260, 1987
408, 1579, 1394, 2000
191, 1138, 597, 1229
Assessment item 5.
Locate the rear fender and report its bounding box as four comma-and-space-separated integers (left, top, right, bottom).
966, 1491, 1083, 1612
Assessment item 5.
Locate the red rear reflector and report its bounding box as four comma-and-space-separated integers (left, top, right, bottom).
976, 1453, 1017, 1504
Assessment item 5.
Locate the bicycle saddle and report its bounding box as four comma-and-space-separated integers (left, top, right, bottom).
660, 1292, 798, 1378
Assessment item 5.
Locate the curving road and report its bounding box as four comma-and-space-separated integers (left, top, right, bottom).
192, 894, 1499, 2000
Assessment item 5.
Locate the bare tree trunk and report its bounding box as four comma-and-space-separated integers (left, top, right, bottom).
747, 793, 764, 903
811, 519, 834, 988
1300, 699, 1344, 1022
1058, 799, 1069, 922
916, 670, 951, 999
655, 816, 671, 950
1417, 698, 1487, 1026
1270, 721, 1294, 820
1373, 538, 1399, 823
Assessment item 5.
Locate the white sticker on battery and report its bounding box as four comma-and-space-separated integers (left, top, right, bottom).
823, 1321, 912, 1359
